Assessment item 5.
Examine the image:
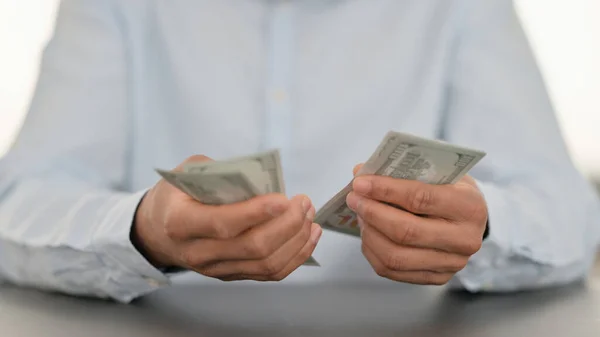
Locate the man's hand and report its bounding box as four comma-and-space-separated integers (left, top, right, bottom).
132, 155, 322, 281
346, 164, 488, 285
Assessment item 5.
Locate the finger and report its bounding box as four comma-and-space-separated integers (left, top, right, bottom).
217, 275, 248, 282
199, 217, 314, 277
179, 195, 313, 265
361, 223, 469, 273
156, 155, 214, 196
353, 163, 364, 176
459, 175, 477, 187
173, 155, 214, 171
209, 223, 322, 282
268, 223, 322, 281
361, 244, 454, 286
347, 192, 482, 255
165, 192, 291, 241
201, 223, 322, 280
351, 175, 483, 220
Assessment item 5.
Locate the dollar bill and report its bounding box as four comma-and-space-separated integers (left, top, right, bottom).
183, 149, 285, 195
314, 131, 486, 237
155, 169, 261, 205
155, 150, 319, 266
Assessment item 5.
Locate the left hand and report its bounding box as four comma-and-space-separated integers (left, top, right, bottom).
346, 164, 488, 285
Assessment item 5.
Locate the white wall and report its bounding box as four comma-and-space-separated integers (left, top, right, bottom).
0, 0, 599, 176
516, 0, 600, 178
0, 0, 59, 155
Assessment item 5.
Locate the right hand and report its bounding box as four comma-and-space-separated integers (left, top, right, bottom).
131, 155, 322, 281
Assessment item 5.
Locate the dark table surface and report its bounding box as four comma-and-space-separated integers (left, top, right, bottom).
2, 261, 600, 337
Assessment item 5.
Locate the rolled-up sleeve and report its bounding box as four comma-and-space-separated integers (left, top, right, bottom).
0, 0, 168, 303
443, 0, 600, 291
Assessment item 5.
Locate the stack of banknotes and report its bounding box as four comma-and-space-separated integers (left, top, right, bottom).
156, 131, 486, 266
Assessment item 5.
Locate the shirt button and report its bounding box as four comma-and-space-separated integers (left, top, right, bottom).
271, 89, 288, 102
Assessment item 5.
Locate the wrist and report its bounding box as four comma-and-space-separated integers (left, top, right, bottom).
130, 192, 171, 269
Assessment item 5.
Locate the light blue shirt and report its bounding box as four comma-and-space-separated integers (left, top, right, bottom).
1, 0, 599, 303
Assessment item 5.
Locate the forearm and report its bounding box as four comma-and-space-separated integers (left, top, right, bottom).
0, 177, 168, 303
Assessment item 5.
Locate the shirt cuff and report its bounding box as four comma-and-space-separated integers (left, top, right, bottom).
92, 189, 171, 303
449, 179, 514, 292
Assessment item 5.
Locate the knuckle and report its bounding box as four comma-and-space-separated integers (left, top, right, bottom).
420, 272, 439, 285
213, 223, 233, 239
260, 258, 283, 276
162, 206, 181, 239
423, 272, 452, 286
279, 204, 303, 229
270, 274, 286, 281
379, 183, 395, 201
383, 251, 405, 271
452, 256, 470, 272
163, 220, 180, 240
269, 274, 283, 282
473, 206, 489, 225
360, 242, 370, 261
252, 203, 271, 222
197, 265, 219, 278
293, 206, 307, 225
300, 222, 312, 240
395, 221, 417, 246
374, 264, 389, 278
244, 236, 270, 259
454, 186, 487, 222
180, 250, 200, 267
360, 201, 374, 221
270, 265, 294, 281
464, 197, 488, 223
430, 278, 446, 286
408, 187, 435, 213
298, 245, 313, 264
269, 270, 289, 281
437, 274, 454, 285
207, 213, 232, 239
463, 238, 483, 256
361, 242, 369, 257
362, 244, 389, 277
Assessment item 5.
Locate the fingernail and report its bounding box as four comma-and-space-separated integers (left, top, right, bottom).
346, 192, 362, 212
267, 202, 287, 217
305, 206, 316, 222
311, 226, 323, 244
353, 178, 371, 195
302, 197, 312, 214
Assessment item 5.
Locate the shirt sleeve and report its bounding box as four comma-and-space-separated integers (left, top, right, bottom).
443, 0, 600, 292
0, 0, 169, 303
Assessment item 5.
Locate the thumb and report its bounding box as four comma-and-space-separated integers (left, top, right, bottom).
353, 163, 364, 176
174, 154, 214, 171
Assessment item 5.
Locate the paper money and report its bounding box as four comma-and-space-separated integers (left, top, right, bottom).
314, 131, 486, 237
157, 150, 284, 204
155, 169, 261, 205
183, 150, 285, 195
156, 150, 319, 266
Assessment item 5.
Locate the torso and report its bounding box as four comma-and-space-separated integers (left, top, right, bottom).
118, 0, 461, 281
